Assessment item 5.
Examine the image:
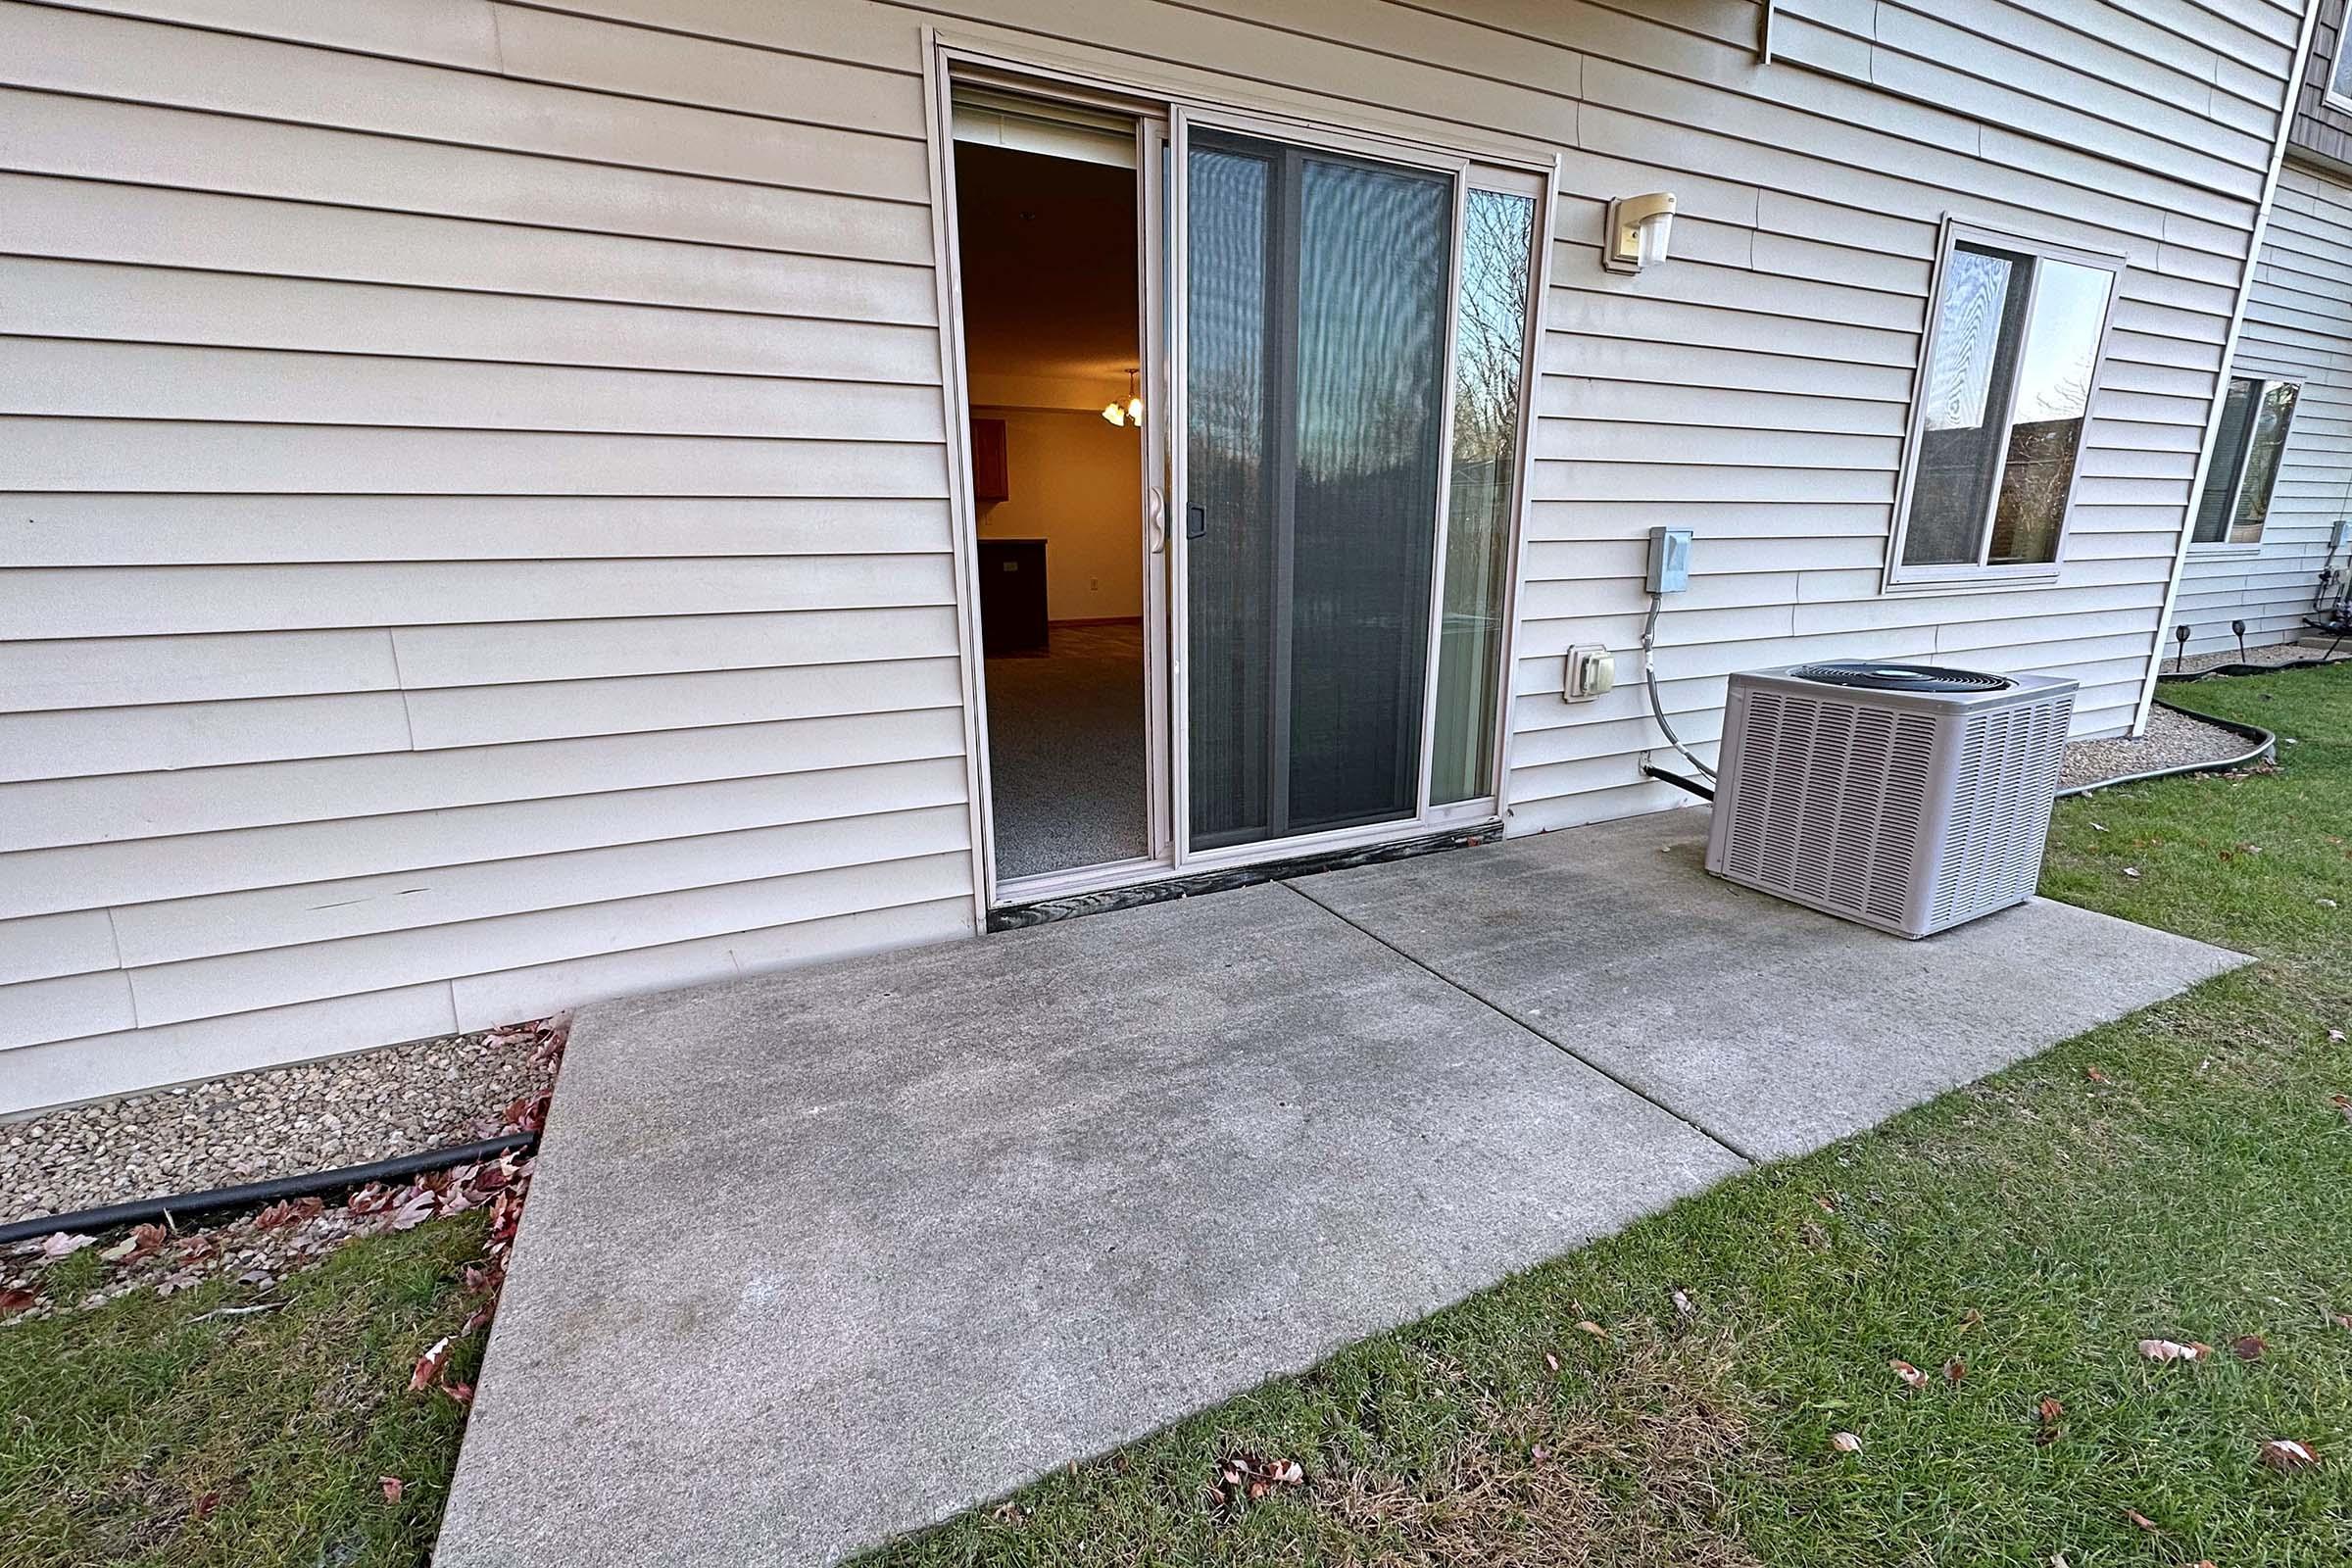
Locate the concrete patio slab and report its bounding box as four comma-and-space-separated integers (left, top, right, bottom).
1298, 809, 2248, 1161
439, 808, 2246, 1568
438, 879, 1744, 1568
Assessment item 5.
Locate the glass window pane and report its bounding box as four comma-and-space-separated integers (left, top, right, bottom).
2194, 376, 2259, 545
2229, 380, 2299, 545
1987, 257, 2111, 564
2334, 30, 2352, 98
1184, 138, 1277, 848
1286, 151, 1452, 836
1430, 187, 1536, 806
1903, 243, 2029, 566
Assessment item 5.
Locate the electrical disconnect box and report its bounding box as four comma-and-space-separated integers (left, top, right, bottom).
1647, 526, 1693, 594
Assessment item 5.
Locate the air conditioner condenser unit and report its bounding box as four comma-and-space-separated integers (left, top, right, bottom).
1704, 662, 2079, 938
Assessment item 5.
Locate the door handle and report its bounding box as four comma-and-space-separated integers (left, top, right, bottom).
1147, 486, 1167, 555
1186, 504, 1207, 540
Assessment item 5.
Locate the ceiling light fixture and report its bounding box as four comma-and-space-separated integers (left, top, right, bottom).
1102, 368, 1143, 428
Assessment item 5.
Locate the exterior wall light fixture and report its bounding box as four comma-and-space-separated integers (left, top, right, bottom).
1603, 192, 1677, 273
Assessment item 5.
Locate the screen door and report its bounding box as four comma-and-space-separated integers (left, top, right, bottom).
1178, 126, 1455, 853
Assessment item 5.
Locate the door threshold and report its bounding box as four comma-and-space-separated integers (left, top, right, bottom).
987, 819, 1501, 932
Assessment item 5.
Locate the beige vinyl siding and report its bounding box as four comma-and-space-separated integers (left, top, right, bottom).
2174, 159, 2352, 658
0, 0, 2305, 1112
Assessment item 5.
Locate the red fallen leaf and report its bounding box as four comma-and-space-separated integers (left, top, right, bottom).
2332, 1312, 2352, 1332
2232, 1335, 2267, 1361
2259, 1438, 2320, 1473
461, 1304, 495, 1337
2085, 1065, 2112, 1084
1889, 1358, 1930, 1390
438, 1380, 474, 1405
386, 1192, 440, 1233
2331, 1095, 2352, 1124
0, 1288, 37, 1317
254, 1197, 323, 1230
348, 1182, 396, 1216
410, 1337, 453, 1393
1813, 1194, 1838, 1213
192, 1491, 220, 1522
1943, 1358, 1966, 1385
2125, 1507, 2161, 1533
379, 1476, 404, 1503
2033, 1396, 2063, 1446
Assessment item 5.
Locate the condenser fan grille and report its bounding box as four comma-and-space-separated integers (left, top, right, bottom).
1787, 661, 2013, 694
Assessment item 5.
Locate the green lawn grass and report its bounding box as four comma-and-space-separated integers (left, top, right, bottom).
862, 663, 2352, 1568
3, 665, 2346, 1568
0, 1213, 489, 1568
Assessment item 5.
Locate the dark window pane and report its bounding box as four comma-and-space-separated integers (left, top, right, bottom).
1286, 151, 1450, 835
1184, 139, 1276, 847
2229, 380, 2299, 545
2193, 376, 2259, 545
1903, 243, 2029, 566
1431, 187, 1536, 806
1987, 258, 2111, 564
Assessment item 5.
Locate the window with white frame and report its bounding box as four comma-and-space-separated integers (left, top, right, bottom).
1889, 221, 2123, 582
2191, 376, 2300, 548
2329, 11, 2352, 107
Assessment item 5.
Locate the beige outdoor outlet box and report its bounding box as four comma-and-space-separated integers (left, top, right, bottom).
1563, 644, 1615, 702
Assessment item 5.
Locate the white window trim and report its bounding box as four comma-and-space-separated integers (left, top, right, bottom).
2326, 12, 2352, 116
2188, 374, 2303, 555
1883, 216, 2127, 592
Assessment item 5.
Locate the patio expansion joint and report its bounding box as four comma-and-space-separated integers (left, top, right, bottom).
1274, 877, 1762, 1168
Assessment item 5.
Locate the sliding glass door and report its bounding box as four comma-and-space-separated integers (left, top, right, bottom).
1181, 127, 1457, 851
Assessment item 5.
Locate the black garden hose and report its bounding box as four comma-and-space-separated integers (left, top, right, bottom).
0, 1131, 536, 1249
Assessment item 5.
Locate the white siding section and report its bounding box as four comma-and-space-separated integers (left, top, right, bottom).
2174, 159, 2352, 657
0, 0, 2305, 1112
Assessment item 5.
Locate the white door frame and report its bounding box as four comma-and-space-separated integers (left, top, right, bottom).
925, 38, 1554, 911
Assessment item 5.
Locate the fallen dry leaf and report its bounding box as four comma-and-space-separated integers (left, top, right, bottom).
2125, 1507, 2161, 1533
1829, 1431, 1863, 1453
1959, 1308, 1984, 1331
2326, 1027, 2345, 1043
379, 1476, 404, 1503
192, 1491, 220, 1522
2332, 1312, 2352, 1332
2232, 1335, 2267, 1361
2034, 1396, 2064, 1446
438, 1380, 474, 1405
1671, 1288, 1696, 1320
2085, 1065, 2113, 1084
410, 1337, 453, 1394
1889, 1358, 1930, 1390
2259, 1439, 2320, 1473
2123, 867, 2141, 879
0, 1288, 36, 1318
2049, 1555, 2070, 1568
1943, 1358, 1966, 1385
1575, 1319, 1609, 1341
40, 1233, 95, 1260
2332, 1095, 2352, 1125
1544, 1351, 1560, 1373
2137, 1338, 2211, 1364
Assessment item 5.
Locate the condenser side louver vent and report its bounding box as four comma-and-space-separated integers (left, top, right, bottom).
1704, 664, 2078, 938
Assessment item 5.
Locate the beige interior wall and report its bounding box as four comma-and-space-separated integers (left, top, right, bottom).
973, 406, 1145, 621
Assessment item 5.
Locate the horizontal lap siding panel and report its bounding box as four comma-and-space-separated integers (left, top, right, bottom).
0, 910, 121, 987
0, 258, 943, 378
126, 848, 973, 1027
0, 3, 931, 200
0, 172, 941, 321
2, 497, 953, 565
1, 558, 957, 638
0, 421, 950, 498
0, 340, 949, 443
1, 750, 972, 920
0, 91, 933, 264
0, 627, 400, 710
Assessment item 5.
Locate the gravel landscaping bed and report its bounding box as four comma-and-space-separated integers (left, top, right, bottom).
0, 1024, 560, 1228
2163, 641, 2348, 676
2058, 705, 2262, 792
